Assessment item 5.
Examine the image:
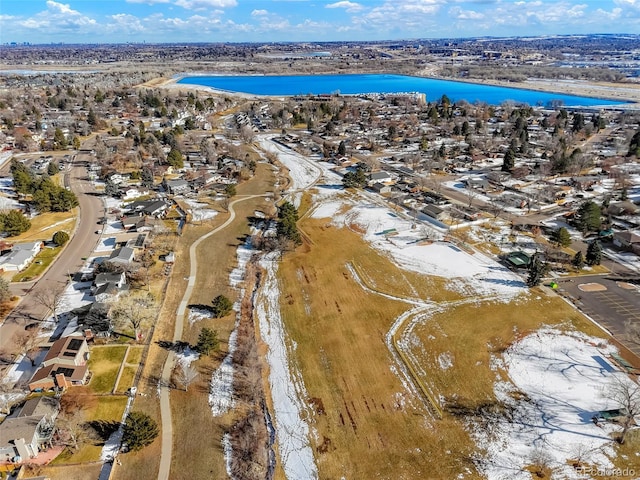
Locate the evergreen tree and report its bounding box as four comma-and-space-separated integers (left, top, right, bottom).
195, 327, 219, 356
105, 177, 120, 197
10, 159, 34, 194
211, 294, 233, 318
572, 251, 585, 270
585, 240, 602, 266
141, 167, 154, 188
342, 166, 367, 189
276, 201, 302, 245
167, 147, 184, 168
551, 227, 572, 248
53, 128, 67, 150
0, 210, 31, 236
337, 140, 346, 156
53, 231, 70, 246
502, 148, 515, 172
122, 412, 159, 452
575, 200, 602, 234
47, 161, 60, 176
526, 254, 545, 287
627, 131, 640, 157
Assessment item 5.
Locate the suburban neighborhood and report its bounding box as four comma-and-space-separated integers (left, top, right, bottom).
0, 35, 639, 480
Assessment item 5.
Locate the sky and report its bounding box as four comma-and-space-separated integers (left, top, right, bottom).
0, 0, 639, 45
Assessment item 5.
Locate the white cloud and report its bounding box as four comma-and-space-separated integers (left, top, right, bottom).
326, 1, 365, 13
46, 1, 75, 15
108, 13, 146, 32
19, 1, 96, 31
174, 0, 237, 10
251, 9, 268, 16
449, 6, 484, 19
125, 0, 170, 4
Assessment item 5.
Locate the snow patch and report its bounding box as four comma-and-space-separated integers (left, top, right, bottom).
257, 253, 318, 479
478, 327, 636, 480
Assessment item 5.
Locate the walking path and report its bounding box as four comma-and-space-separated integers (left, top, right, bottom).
157, 194, 265, 480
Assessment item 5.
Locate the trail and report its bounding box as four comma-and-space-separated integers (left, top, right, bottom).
157, 194, 265, 480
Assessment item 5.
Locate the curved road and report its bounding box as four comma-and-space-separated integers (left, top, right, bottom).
157, 194, 265, 480
0, 150, 105, 357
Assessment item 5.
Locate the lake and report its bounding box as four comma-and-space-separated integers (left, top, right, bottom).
177, 73, 627, 107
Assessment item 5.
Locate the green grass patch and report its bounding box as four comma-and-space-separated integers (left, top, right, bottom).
87, 345, 128, 394
115, 366, 137, 394
125, 346, 144, 365
12, 246, 63, 282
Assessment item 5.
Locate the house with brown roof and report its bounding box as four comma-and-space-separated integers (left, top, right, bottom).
28, 336, 90, 392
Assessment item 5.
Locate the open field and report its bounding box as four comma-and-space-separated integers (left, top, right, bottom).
276, 211, 637, 479
126, 161, 275, 480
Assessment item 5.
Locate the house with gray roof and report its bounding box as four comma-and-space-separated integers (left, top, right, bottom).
0, 242, 42, 272
108, 246, 135, 265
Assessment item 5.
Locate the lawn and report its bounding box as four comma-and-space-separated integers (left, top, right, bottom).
87, 345, 128, 394
50, 395, 128, 466
115, 366, 137, 394
12, 245, 62, 282
5, 210, 76, 242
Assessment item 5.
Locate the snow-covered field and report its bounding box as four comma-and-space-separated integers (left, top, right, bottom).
313, 196, 526, 300
256, 253, 318, 479
479, 327, 639, 480
183, 199, 218, 222
256, 135, 321, 202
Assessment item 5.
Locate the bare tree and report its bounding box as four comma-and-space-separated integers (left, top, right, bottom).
108, 292, 158, 342
34, 287, 65, 324
174, 363, 199, 392
13, 330, 42, 367
602, 375, 640, 444
56, 393, 96, 450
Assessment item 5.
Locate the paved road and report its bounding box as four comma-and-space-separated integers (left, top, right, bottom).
0, 149, 105, 357
157, 194, 265, 480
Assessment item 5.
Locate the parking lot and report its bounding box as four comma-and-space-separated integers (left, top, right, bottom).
557, 274, 640, 358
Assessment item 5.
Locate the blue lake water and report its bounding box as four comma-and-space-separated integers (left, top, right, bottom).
177, 73, 628, 107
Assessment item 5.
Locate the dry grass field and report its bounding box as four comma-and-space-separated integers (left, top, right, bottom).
7, 210, 76, 242
123, 161, 275, 480
274, 213, 634, 479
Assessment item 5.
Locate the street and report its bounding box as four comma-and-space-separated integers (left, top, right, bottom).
0, 147, 105, 358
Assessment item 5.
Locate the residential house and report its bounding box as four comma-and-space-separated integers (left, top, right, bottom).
163, 178, 190, 195
28, 335, 90, 392
421, 204, 448, 221
121, 215, 144, 230
92, 272, 126, 293
108, 246, 135, 265
368, 171, 392, 185
613, 230, 640, 254
121, 186, 150, 200
125, 199, 168, 218
106, 172, 126, 185
370, 182, 392, 194
0, 242, 43, 272
0, 395, 59, 464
